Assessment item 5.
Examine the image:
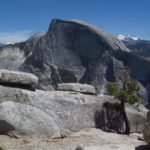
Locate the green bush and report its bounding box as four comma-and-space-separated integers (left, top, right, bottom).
106, 81, 141, 105
106, 82, 119, 96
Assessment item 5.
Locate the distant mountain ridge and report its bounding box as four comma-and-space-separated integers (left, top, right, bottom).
116, 34, 150, 59
0, 42, 4, 47
116, 34, 142, 42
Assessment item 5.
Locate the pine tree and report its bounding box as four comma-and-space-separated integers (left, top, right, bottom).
106, 67, 141, 134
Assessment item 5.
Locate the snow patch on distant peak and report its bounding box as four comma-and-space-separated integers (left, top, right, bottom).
0, 41, 14, 45
116, 35, 126, 41
5, 42, 14, 45
116, 34, 142, 41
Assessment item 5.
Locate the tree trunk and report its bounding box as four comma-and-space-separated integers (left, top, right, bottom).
121, 101, 130, 135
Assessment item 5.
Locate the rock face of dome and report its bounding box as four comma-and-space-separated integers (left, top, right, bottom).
22, 19, 130, 91
0, 19, 150, 105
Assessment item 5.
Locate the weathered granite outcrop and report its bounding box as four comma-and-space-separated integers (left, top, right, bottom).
0, 101, 59, 137
57, 83, 96, 94
0, 69, 38, 90
0, 85, 148, 137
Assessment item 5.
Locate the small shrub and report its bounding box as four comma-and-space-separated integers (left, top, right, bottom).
106, 82, 119, 95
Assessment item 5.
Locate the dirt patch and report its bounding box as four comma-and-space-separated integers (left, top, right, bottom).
0, 128, 148, 150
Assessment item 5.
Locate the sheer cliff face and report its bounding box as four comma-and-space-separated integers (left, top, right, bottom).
0, 19, 150, 104
23, 19, 130, 90
28, 19, 129, 67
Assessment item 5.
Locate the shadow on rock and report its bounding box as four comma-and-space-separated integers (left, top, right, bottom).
0, 82, 36, 91
94, 105, 124, 132
0, 120, 15, 134
135, 145, 150, 150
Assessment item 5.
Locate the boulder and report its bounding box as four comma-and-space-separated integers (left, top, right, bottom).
57, 83, 96, 94
95, 102, 148, 133
126, 104, 148, 133
0, 69, 38, 90
143, 111, 150, 144
0, 85, 105, 132
0, 85, 148, 136
0, 101, 60, 137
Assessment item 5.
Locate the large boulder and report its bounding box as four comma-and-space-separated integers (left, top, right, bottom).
95, 100, 148, 133
0, 85, 106, 132
0, 85, 148, 136
126, 104, 148, 133
57, 83, 96, 94
143, 111, 150, 144
0, 101, 60, 137
0, 69, 38, 90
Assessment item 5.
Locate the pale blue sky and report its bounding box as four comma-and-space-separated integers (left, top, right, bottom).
0, 0, 150, 43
